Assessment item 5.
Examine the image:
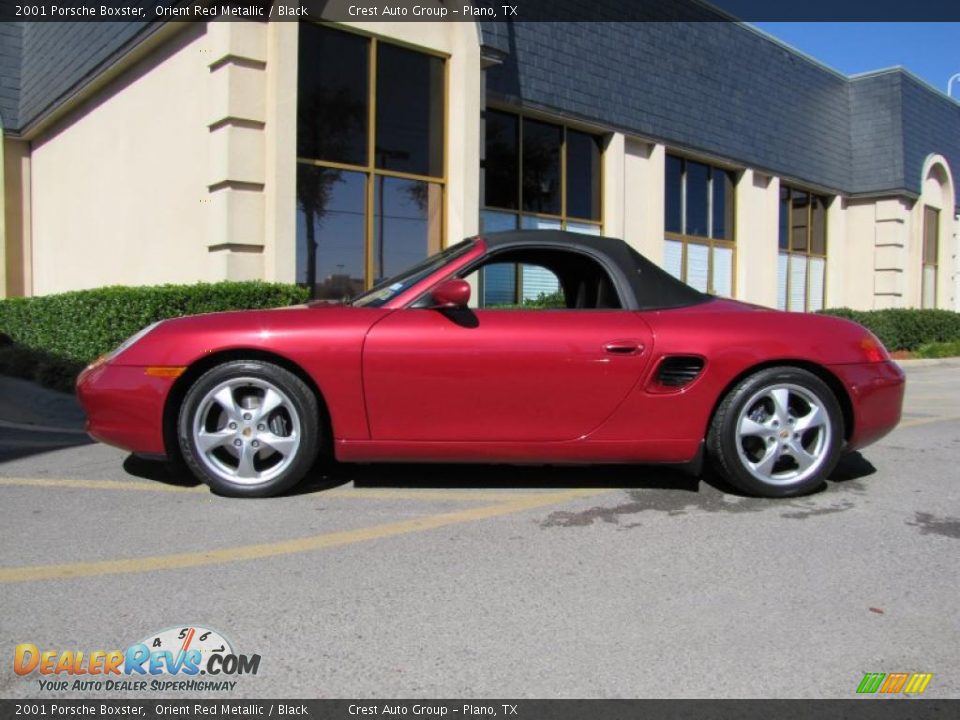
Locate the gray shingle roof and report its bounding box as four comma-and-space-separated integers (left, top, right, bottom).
0, 22, 22, 130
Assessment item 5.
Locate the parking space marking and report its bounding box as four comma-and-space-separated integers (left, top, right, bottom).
896, 414, 960, 430
0, 477, 203, 493
0, 488, 609, 583
0, 477, 572, 503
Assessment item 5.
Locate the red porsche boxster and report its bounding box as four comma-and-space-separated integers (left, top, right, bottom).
76, 230, 904, 498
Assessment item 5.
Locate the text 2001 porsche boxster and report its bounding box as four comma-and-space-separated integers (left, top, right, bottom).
77, 230, 904, 498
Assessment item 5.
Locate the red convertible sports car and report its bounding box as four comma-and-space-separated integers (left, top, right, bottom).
77, 230, 904, 498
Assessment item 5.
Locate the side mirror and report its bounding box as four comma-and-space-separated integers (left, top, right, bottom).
430, 278, 471, 309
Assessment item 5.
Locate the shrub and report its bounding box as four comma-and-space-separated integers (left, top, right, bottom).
818, 308, 960, 351
0, 281, 310, 392
0, 281, 310, 365
914, 340, 960, 359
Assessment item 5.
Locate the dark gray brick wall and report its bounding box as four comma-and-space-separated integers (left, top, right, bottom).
849, 73, 904, 195
18, 21, 154, 130
0, 21, 21, 129
900, 72, 960, 205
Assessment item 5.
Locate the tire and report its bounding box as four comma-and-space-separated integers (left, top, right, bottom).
177, 360, 321, 498
707, 366, 844, 498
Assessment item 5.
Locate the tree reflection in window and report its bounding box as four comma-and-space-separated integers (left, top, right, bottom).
296, 166, 366, 301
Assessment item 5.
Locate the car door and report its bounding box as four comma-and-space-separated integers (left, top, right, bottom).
361, 257, 654, 442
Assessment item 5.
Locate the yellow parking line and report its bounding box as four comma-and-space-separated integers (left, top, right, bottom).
0, 477, 560, 503
0, 477, 202, 493
324, 488, 552, 503
0, 488, 608, 583
896, 414, 960, 429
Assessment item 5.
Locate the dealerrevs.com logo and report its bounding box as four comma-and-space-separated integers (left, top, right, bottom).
14, 625, 261, 693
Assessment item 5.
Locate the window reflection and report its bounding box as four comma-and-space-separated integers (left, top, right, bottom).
522, 119, 562, 215
778, 187, 790, 250
374, 177, 442, 282
297, 24, 368, 166
790, 191, 810, 252
665, 155, 683, 234
376, 43, 444, 178
685, 161, 709, 237
296, 166, 366, 301
566, 130, 601, 220
480, 210, 518, 233
810, 196, 826, 255
712, 169, 734, 240
484, 111, 519, 210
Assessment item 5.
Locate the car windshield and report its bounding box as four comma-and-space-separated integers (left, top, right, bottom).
351, 239, 475, 308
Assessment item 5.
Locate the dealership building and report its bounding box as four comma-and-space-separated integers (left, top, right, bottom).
1, 2, 959, 312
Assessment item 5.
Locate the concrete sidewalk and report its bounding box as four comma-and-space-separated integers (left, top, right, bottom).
0, 375, 86, 432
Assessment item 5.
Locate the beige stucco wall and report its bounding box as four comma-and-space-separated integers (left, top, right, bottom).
2, 139, 31, 298
622, 139, 665, 265
734, 169, 779, 307
29, 25, 211, 295
915, 155, 957, 310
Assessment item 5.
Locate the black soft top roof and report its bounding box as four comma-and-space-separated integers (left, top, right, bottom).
479, 230, 710, 311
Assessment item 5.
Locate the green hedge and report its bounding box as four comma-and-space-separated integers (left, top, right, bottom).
0, 282, 310, 391
817, 308, 960, 352
915, 339, 960, 359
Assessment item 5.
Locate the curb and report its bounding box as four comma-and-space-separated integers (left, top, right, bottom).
0, 419, 88, 435
895, 358, 960, 369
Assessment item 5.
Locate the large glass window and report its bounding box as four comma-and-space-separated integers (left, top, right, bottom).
922, 206, 939, 309
296, 166, 366, 301
296, 24, 446, 299
481, 109, 603, 236
663, 154, 736, 296
778, 186, 828, 312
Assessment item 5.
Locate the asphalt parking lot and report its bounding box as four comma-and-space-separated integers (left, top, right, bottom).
0, 362, 957, 699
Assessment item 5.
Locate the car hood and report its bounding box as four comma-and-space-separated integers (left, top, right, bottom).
111, 303, 388, 366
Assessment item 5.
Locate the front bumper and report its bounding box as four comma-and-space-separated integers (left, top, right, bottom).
828, 360, 905, 451
76, 363, 176, 456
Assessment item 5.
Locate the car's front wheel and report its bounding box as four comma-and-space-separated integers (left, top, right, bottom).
708, 366, 844, 497
177, 360, 320, 497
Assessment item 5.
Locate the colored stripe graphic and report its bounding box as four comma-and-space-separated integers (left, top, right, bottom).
857, 672, 933, 694
857, 673, 885, 694
903, 673, 933, 694
880, 672, 910, 693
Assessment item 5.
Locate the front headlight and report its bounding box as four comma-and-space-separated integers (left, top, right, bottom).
89, 321, 163, 368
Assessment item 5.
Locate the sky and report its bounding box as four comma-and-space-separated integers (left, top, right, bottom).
750, 23, 960, 98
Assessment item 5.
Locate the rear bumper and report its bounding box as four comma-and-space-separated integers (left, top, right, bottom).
828, 360, 905, 451
75, 363, 174, 456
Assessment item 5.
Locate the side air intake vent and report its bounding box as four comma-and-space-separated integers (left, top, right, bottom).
656, 356, 705, 388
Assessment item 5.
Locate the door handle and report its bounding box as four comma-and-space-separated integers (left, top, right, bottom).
603, 341, 644, 355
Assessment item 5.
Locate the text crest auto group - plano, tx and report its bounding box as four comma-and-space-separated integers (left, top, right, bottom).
349, 4, 508, 17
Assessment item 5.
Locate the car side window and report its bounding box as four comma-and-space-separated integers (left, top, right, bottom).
460, 249, 623, 310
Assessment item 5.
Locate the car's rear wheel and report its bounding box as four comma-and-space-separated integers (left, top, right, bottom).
708, 366, 843, 497
177, 360, 320, 497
